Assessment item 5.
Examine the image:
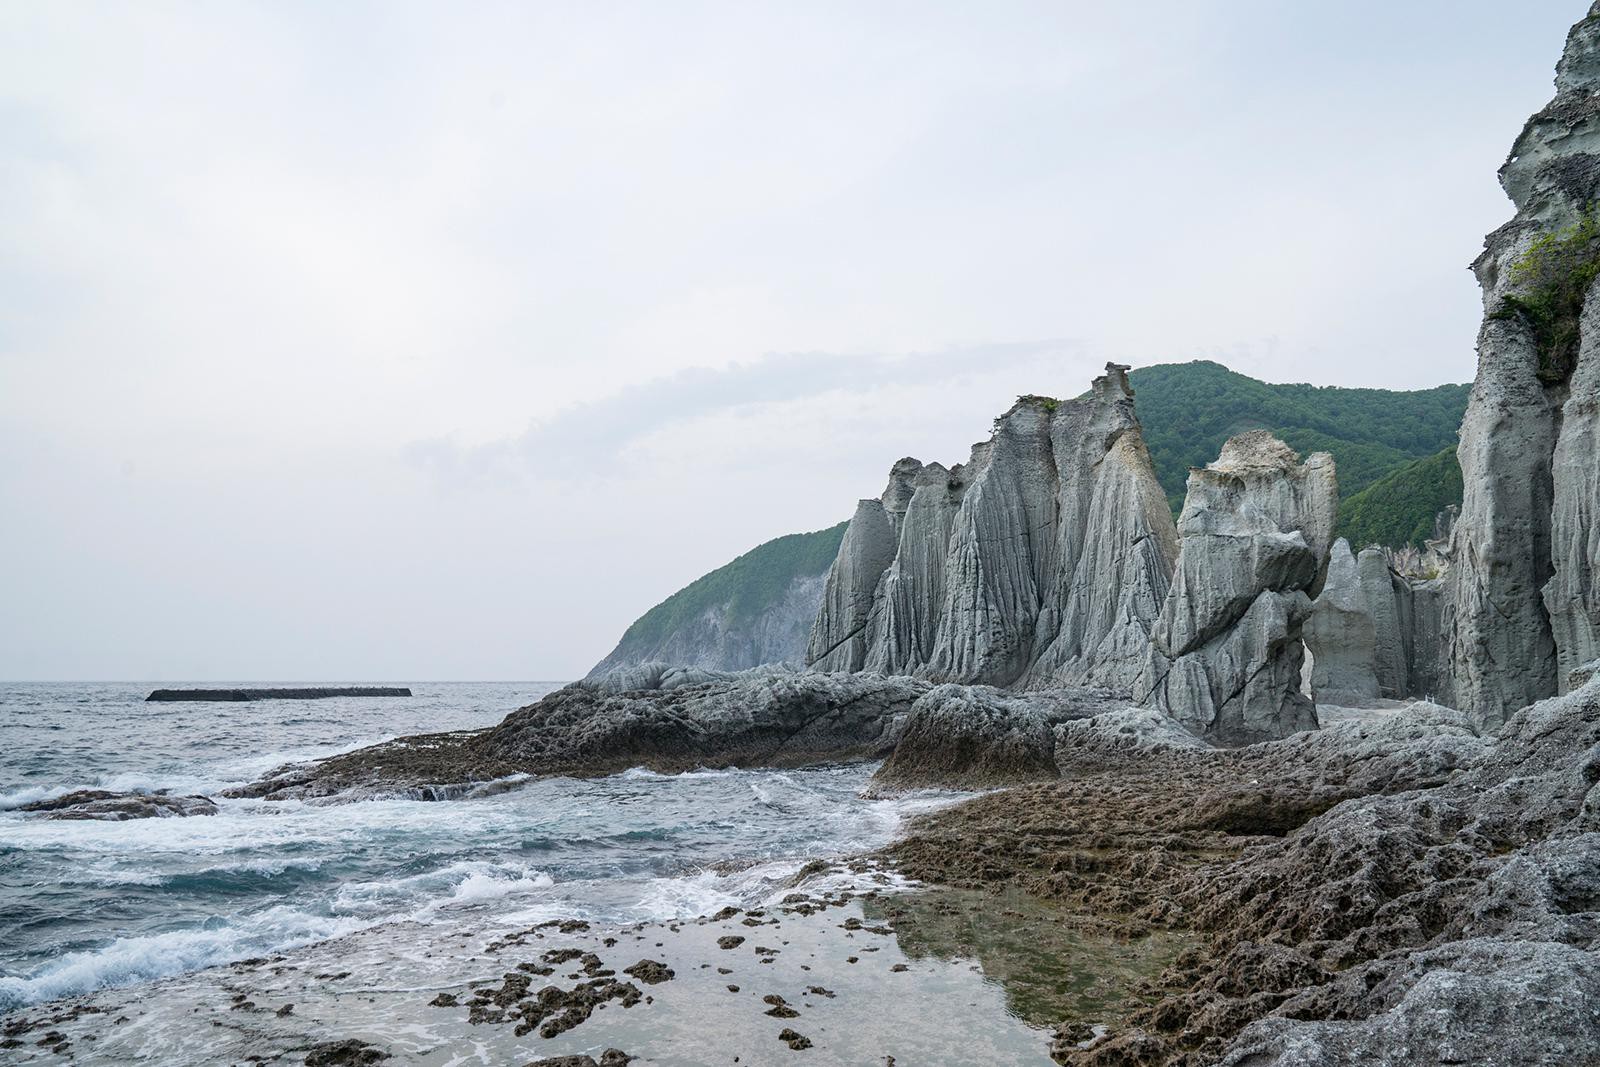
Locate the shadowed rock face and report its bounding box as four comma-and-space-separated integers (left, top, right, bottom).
1546, 281, 1600, 691
806, 498, 899, 672
1303, 539, 1380, 703
1448, 2, 1600, 726
807, 363, 1177, 692
1136, 431, 1336, 745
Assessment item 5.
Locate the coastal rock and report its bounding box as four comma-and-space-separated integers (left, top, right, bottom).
1544, 277, 1600, 690
920, 400, 1058, 686
1445, 2, 1600, 725
869, 684, 1121, 790
18, 789, 219, 820
1360, 547, 1409, 699
1051, 706, 1211, 776
1136, 431, 1335, 745
807, 363, 1177, 691
863, 463, 961, 676
1024, 366, 1180, 691
234, 670, 930, 800
806, 499, 900, 672
1303, 539, 1380, 704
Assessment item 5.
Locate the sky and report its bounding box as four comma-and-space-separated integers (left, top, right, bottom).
0, 0, 1587, 680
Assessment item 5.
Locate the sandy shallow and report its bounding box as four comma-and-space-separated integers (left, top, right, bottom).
0, 859, 1186, 1066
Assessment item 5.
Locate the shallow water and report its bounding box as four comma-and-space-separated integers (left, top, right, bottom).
0, 682, 963, 1013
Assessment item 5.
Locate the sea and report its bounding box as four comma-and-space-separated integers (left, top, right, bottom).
0, 681, 963, 1015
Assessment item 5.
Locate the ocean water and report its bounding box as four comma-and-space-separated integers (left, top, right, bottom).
0, 681, 961, 1015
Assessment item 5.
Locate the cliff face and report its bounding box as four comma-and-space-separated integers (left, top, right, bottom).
807, 363, 1179, 692
1447, 3, 1600, 725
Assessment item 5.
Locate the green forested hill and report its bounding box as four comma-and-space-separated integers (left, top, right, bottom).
1126, 361, 1470, 544
1336, 447, 1463, 550
612, 522, 848, 651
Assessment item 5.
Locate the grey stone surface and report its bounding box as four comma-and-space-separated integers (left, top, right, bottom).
234, 669, 931, 800
868, 683, 1122, 790
1136, 431, 1336, 745
1545, 278, 1600, 691
806, 363, 1176, 692
806, 497, 899, 672
1203, 671, 1600, 1066
1024, 366, 1180, 691
1445, 3, 1600, 726
1359, 546, 1408, 699
1304, 539, 1381, 703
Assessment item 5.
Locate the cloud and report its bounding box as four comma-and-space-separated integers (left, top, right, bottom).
405, 340, 1089, 484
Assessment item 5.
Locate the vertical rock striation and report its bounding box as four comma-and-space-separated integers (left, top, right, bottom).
1447, 4, 1600, 725
807, 363, 1178, 693
806, 498, 898, 672
1303, 539, 1381, 703
1544, 285, 1600, 690
1136, 431, 1336, 744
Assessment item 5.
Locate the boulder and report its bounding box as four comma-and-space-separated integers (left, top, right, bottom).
869, 684, 1121, 790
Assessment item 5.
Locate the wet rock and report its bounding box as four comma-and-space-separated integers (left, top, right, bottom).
18, 789, 218, 820
238, 670, 926, 799
778, 1028, 813, 1051
763, 994, 800, 1018
621, 959, 673, 985
717, 936, 745, 950
303, 1039, 390, 1066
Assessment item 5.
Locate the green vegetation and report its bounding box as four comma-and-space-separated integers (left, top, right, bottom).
1126, 361, 1470, 538
616, 522, 848, 649
1489, 207, 1600, 383
1336, 447, 1463, 551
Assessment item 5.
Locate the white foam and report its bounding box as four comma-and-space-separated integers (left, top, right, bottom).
0, 906, 368, 1012
0, 783, 71, 810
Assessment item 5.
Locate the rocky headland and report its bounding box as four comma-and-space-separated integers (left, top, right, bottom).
11, 6, 1600, 1066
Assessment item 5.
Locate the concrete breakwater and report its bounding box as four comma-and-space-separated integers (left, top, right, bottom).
145, 687, 412, 702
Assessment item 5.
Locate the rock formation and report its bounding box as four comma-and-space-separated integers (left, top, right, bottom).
1447, 4, 1600, 725
1301, 538, 1450, 704
1545, 287, 1600, 690
806, 499, 900, 672
1136, 431, 1336, 744
232, 668, 934, 800
868, 684, 1122, 791
806, 363, 1178, 692
17, 789, 219, 820
1302, 539, 1380, 703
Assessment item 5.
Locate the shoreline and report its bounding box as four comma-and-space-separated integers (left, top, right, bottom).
0, 847, 1166, 1066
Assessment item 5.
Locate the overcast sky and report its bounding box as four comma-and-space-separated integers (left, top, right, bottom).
0, 1, 1585, 680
